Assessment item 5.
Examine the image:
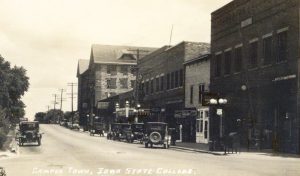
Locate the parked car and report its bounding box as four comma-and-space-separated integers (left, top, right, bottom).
60, 119, 68, 127
18, 121, 42, 146
71, 123, 80, 130
89, 122, 105, 136
118, 123, 131, 141
66, 122, 72, 128
126, 123, 144, 143
0, 167, 6, 176
144, 122, 171, 149
107, 123, 121, 140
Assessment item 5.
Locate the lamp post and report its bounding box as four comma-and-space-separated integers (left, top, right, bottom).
115, 103, 119, 123
210, 98, 228, 139
135, 103, 141, 123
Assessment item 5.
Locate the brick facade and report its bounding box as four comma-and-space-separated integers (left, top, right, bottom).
211, 0, 300, 153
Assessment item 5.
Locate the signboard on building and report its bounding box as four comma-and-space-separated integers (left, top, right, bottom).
174, 109, 197, 118
97, 102, 109, 109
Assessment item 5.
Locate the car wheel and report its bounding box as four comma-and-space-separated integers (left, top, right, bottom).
149, 132, 162, 144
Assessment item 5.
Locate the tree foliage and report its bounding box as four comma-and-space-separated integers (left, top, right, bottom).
34, 112, 47, 123
0, 55, 29, 123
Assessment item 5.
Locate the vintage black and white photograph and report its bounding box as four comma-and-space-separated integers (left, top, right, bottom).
0, 0, 300, 176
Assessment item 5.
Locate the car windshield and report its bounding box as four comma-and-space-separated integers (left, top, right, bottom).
147, 124, 166, 131
21, 123, 38, 131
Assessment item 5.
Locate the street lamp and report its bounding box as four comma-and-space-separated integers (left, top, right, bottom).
135, 103, 141, 123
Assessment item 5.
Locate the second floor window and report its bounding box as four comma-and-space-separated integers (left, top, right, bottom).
190, 85, 194, 104
155, 77, 160, 92
224, 50, 232, 75
175, 71, 179, 88
249, 41, 258, 68
167, 73, 170, 90
107, 65, 117, 75
145, 81, 149, 95
120, 66, 128, 75
150, 79, 154, 94
179, 69, 183, 87
277, 31, 288, 62
120, 78, 128, 89
160, 76, 164, 91
198, 84, 205, 104
106, 78, 117, 89
171, 72, 175, 89
215, 54, 222, 77
234, 47, 242, 72
263, 36, 272, 65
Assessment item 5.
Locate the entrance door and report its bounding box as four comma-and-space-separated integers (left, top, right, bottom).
196, 108, 209, 143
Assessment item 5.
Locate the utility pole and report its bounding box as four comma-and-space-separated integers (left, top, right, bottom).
58, 89, 66, 123
128, 49, 151, 105
68, 83, 77, 124
52, 94, 59, 110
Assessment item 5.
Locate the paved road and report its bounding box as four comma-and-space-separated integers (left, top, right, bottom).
1, 125, 300, 176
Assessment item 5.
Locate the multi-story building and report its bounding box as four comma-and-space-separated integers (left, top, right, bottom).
77, 59, 90, 126
211, 0, 300, 153
138, 41, 210, 142
184, 54, 210, 144
84, 44, 156, 119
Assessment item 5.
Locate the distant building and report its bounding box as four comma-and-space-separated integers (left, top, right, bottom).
184, 54, 210, 144
77, 59, 90, 126
80, 44, 156, 126
211, 0, 299, 153
138, 41, 210, 142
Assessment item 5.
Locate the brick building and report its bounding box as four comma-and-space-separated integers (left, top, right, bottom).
184, 54, 210, 144
211, 0, 300, 153
138, 41, 210, 142
80, 44, 156, 127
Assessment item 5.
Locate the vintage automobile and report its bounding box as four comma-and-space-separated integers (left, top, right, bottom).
118, 123, 131, 141
107, 123, 121, 140
89, 122, 105, 136
71, 123, 80, 130
18, 121, 42, 146
125, 123, 144, 143
144, 122, 171, 149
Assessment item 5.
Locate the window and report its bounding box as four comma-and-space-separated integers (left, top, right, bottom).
200, 111, 203, 132
155, 77, 159, 92
190, 85, 194, 104
120, 66, 128, 75
215, 54, 222, 77
167, 73, 170, 90
249, 41, 258, 68
106, 78, 117, 89
140, 82, 145, 95
160, 76, 164, 91
179, 69, 183, 87
175, 71, 179, 88
234, 47, 243, 72
171, 72, 175, 89
198, 84, 205, 104
145, 81, 149, 95
150, 79, 154, 94
263, 36, 272, 65
107, 65, 117, 75
277, 31, 288, 62
120, 78, 128, 89
224, 50, 231, 75
130, 80, 135, 88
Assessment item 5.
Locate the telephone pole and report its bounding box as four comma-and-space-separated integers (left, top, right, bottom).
52, 94, 59, 110
58, 89, 66, 123
128, 49, 151, 105
68, 83, 77, 124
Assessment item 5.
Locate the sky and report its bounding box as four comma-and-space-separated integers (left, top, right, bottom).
0, 0, 232, 120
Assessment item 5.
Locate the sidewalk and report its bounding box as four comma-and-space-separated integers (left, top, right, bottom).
170, 142, 300, 158
170, 142, 224, 155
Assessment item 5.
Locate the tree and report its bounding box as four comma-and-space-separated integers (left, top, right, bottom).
44, 109, 63, 124
0, 55, 29, 123
34, 112, 47, 123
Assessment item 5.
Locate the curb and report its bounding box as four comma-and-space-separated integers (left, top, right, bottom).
170, 146, 224, 156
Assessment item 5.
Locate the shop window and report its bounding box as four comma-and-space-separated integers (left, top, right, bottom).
167, 73, 170, 90
150, 79, 154, 94
175, 71, 179, 87
179, 69, 183, 86
145, 81, 149, 95
171, 72, 175, 89
120, 66, 128, 75
130, 80, 135, 88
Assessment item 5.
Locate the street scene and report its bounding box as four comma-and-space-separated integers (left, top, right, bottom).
2, 125, 300, 176
1, 0, 300, 176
